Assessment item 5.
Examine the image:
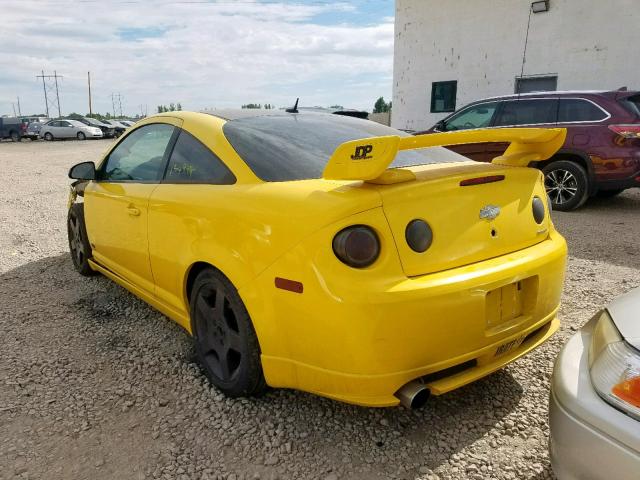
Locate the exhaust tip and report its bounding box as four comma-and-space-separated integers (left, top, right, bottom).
395, 380, 431, 409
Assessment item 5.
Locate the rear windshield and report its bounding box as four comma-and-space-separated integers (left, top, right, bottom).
222, 114, 465, 182
621, 95, 640, 117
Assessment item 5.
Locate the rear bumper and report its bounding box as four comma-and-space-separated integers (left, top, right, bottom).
549, 329, 640, 480
248, 227, 567, 407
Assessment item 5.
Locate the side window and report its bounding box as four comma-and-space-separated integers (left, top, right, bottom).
430, 81, 457, 113
164, 130, 235, 184
558, 99, 608, 122
60, 121, 71, 127
443, 102, 499, 131
494, 99, 558, 126
100, 123, 175, 182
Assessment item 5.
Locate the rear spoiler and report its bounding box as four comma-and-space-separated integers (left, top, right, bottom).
322, 127, 566, 182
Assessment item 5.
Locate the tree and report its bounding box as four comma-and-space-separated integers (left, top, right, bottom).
329, 105, 344, 110
169, 103, 176, 112
177, 103, 182, 111
373, 97, 390, 114
157, 105, 164, 113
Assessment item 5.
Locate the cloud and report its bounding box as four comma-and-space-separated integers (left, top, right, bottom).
0, 0, 393, 116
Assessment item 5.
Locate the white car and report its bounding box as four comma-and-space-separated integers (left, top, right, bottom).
550, 287, 640, 480
40, 119, 103, 141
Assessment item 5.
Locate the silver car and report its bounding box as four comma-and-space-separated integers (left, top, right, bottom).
40, 119, 103, 140
550, 287, 640, 480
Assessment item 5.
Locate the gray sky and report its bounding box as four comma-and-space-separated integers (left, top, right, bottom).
0, 0, 394, 117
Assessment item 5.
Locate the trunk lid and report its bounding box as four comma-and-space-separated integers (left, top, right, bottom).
378, 162, 550, 277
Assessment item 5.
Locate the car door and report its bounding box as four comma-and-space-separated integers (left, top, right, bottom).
58, 120, 75, 138
83, 120, 181, 293
439, 102, 500, 161
147, 128, 236, 322
487, 98, 559, 160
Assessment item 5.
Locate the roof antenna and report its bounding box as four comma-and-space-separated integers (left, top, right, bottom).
286, 98, 299, 113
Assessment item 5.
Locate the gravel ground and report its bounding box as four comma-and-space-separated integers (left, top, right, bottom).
1, 140, 639, 480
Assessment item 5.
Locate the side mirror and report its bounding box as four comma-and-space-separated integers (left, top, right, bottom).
435, 120, 446, 132
69, 161, 96, 180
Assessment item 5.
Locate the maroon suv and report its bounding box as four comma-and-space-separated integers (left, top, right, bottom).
420, 90, 640, 211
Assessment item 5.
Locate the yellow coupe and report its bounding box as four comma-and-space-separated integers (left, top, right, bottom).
67, 110, 567, 408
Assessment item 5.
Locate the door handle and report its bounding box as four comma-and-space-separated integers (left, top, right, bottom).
127, 206, 141, 216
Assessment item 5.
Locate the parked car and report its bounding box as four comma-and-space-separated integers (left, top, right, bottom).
75, 117, 116, 138
40, 119, 103, 140
66, 110, 567, 407
0, 117, 27, 141
550, 287, 639, 479
101, 119, 128, 137
117, 119, 135, 127
419, 90, 640, 211
22, 117, 50, 140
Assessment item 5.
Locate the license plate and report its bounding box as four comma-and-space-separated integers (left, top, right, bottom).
494, 335, 526, 357
485, 281, 524, 327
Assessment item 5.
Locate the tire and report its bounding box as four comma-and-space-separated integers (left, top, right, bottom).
190, 268, 266, 397
543, 160, 589, 211
10, 131, 20, 142
596, 189, 625, 198
44, 132, 54, 141
77, 132, 86, 140
67, 203, 94, 276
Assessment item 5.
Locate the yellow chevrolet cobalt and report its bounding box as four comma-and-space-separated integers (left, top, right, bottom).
67, 110, 567, 408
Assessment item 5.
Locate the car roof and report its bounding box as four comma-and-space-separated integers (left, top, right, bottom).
201, 109, 297, 121
480, 90, 637, 102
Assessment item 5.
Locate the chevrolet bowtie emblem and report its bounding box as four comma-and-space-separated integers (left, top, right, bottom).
479, 205, 501, 221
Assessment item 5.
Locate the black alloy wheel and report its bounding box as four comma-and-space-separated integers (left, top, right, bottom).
543, 160, 589, 211
190, 268, 266, 397
67, 203, 94, 276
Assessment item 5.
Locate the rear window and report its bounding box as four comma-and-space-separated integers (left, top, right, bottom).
620, 95, 640, 118
558, 99, 608, 122
494, 99, 558, 126
222, 114, 465, 182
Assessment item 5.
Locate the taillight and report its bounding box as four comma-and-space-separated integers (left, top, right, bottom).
459, 175, 505, 186
405, 219, 433, 253
608, 124, 640, 139
332, 226, 380, 268
532, 196, 545, 224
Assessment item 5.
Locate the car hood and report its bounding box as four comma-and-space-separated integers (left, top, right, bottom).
607, 286, 640, 349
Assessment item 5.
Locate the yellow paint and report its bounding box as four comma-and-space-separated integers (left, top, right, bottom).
79, 111, 567, 407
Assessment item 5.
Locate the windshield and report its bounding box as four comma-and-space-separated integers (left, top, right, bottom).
222, 114, 465, 182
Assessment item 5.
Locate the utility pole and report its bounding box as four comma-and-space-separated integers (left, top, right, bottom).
16, 97, 21, 116
88, 71, 93, 115
118, 94, 123, 118
12, 103, 16, 116
36, 71, 63, 118
54, 70, 61, 117
38, 70, 49, 117
111, 93, 116, 118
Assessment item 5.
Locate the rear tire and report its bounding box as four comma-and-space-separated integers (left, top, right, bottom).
10, 131, 20, 142
190, 268, 266, 398
44, 132, 54, 141
596, 189, 625, 198
543, 160, 589, 211
77, 132, 86, 140
67, 203, 94, 276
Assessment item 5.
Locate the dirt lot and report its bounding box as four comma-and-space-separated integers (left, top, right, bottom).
1, 140, 639, 480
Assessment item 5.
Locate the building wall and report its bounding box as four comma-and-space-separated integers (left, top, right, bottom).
392, 0, 640, 131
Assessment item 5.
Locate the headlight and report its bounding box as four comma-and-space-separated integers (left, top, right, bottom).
589, 310, 640, 420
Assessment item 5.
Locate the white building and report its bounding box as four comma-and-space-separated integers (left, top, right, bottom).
392, 0, 640, 131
